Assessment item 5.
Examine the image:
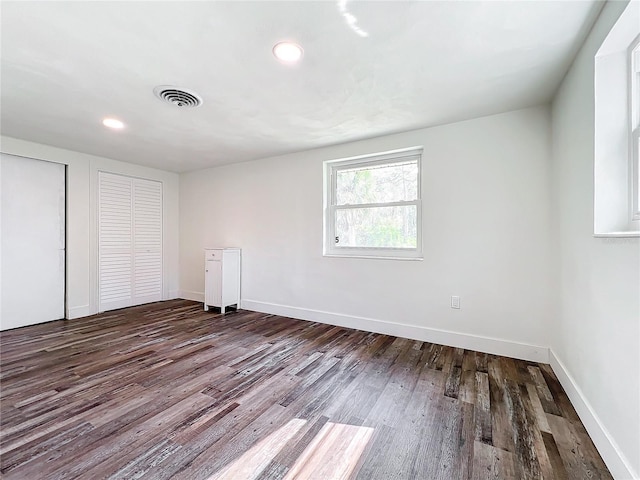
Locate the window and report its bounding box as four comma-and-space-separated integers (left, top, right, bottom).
323, 147, 423, 259
593, 0, 640, 236
631, 37, 640, 220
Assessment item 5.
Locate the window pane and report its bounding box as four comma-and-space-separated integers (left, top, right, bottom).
335, 205, 417, 248
336, 160, 418, 205
636, 132, 640, 209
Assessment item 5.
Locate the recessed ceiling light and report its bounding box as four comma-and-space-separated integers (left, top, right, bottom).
273, 42, 303, 64
102, 118, 125, 129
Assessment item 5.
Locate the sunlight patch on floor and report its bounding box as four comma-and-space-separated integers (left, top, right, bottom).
208, 418, 307, 480
207, 419, 375, 480
283, 422, 375, 480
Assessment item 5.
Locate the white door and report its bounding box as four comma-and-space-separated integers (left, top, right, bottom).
1, 154, 65, 330
98, 172, 162, 312
132, 179, 163, 303
98, 172, 133, 310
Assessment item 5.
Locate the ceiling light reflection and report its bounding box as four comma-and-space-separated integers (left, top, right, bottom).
337, 0, 369, 38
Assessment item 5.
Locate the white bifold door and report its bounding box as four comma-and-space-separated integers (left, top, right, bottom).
1, 154, 65, 330
98, 172, 162, 312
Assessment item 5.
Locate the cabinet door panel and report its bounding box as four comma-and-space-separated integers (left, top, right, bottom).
205, 260, 222, 306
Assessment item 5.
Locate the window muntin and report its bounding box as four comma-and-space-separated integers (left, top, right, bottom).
324, 147, 423, 259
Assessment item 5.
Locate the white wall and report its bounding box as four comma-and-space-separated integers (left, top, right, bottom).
550, 1, 640, 478
0, 136, 180, 320
180, 106, 554, 361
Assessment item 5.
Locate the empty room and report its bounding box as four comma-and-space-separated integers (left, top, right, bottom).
1, 1, 638, 479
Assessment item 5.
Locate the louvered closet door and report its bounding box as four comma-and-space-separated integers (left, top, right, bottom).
99, 173, 133, 311
132, 178, 162, 304
98, 172, 162, 312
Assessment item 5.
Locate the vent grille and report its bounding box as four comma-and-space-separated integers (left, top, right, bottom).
153, 86, 203, 108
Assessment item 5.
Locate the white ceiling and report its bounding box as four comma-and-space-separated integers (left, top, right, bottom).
1, 1, 603, 173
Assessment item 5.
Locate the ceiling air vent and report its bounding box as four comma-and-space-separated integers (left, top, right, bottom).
153, 86, 203, 108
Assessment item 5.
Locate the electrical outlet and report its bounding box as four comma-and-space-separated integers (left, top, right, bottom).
451, 296, 460, 309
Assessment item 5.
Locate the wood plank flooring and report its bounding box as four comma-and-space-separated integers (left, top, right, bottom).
0, 300, 612, 479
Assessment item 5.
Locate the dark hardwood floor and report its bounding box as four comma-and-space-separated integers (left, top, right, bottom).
0, 300, 612, 479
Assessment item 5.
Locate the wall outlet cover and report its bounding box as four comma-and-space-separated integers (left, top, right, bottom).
451, 296, 461, 309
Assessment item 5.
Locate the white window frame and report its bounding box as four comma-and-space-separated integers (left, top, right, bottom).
593, 1, 640, 236
323, 146, 423, 260
630, 35, 640, 221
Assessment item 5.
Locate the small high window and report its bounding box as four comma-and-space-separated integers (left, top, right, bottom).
323, 147, 423, 259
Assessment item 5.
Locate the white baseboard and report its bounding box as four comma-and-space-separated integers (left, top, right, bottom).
179, 290, 204, 303
240, 299, 549, 363
549, 350, 638, 480
168, 290, 181, 300
67, 304, 91, 320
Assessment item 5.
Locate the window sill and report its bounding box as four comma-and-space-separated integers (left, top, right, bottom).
323, 254, 424, 261
593, 231, 640, 238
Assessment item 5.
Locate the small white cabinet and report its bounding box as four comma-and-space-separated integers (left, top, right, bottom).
204, 248, 241, 314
